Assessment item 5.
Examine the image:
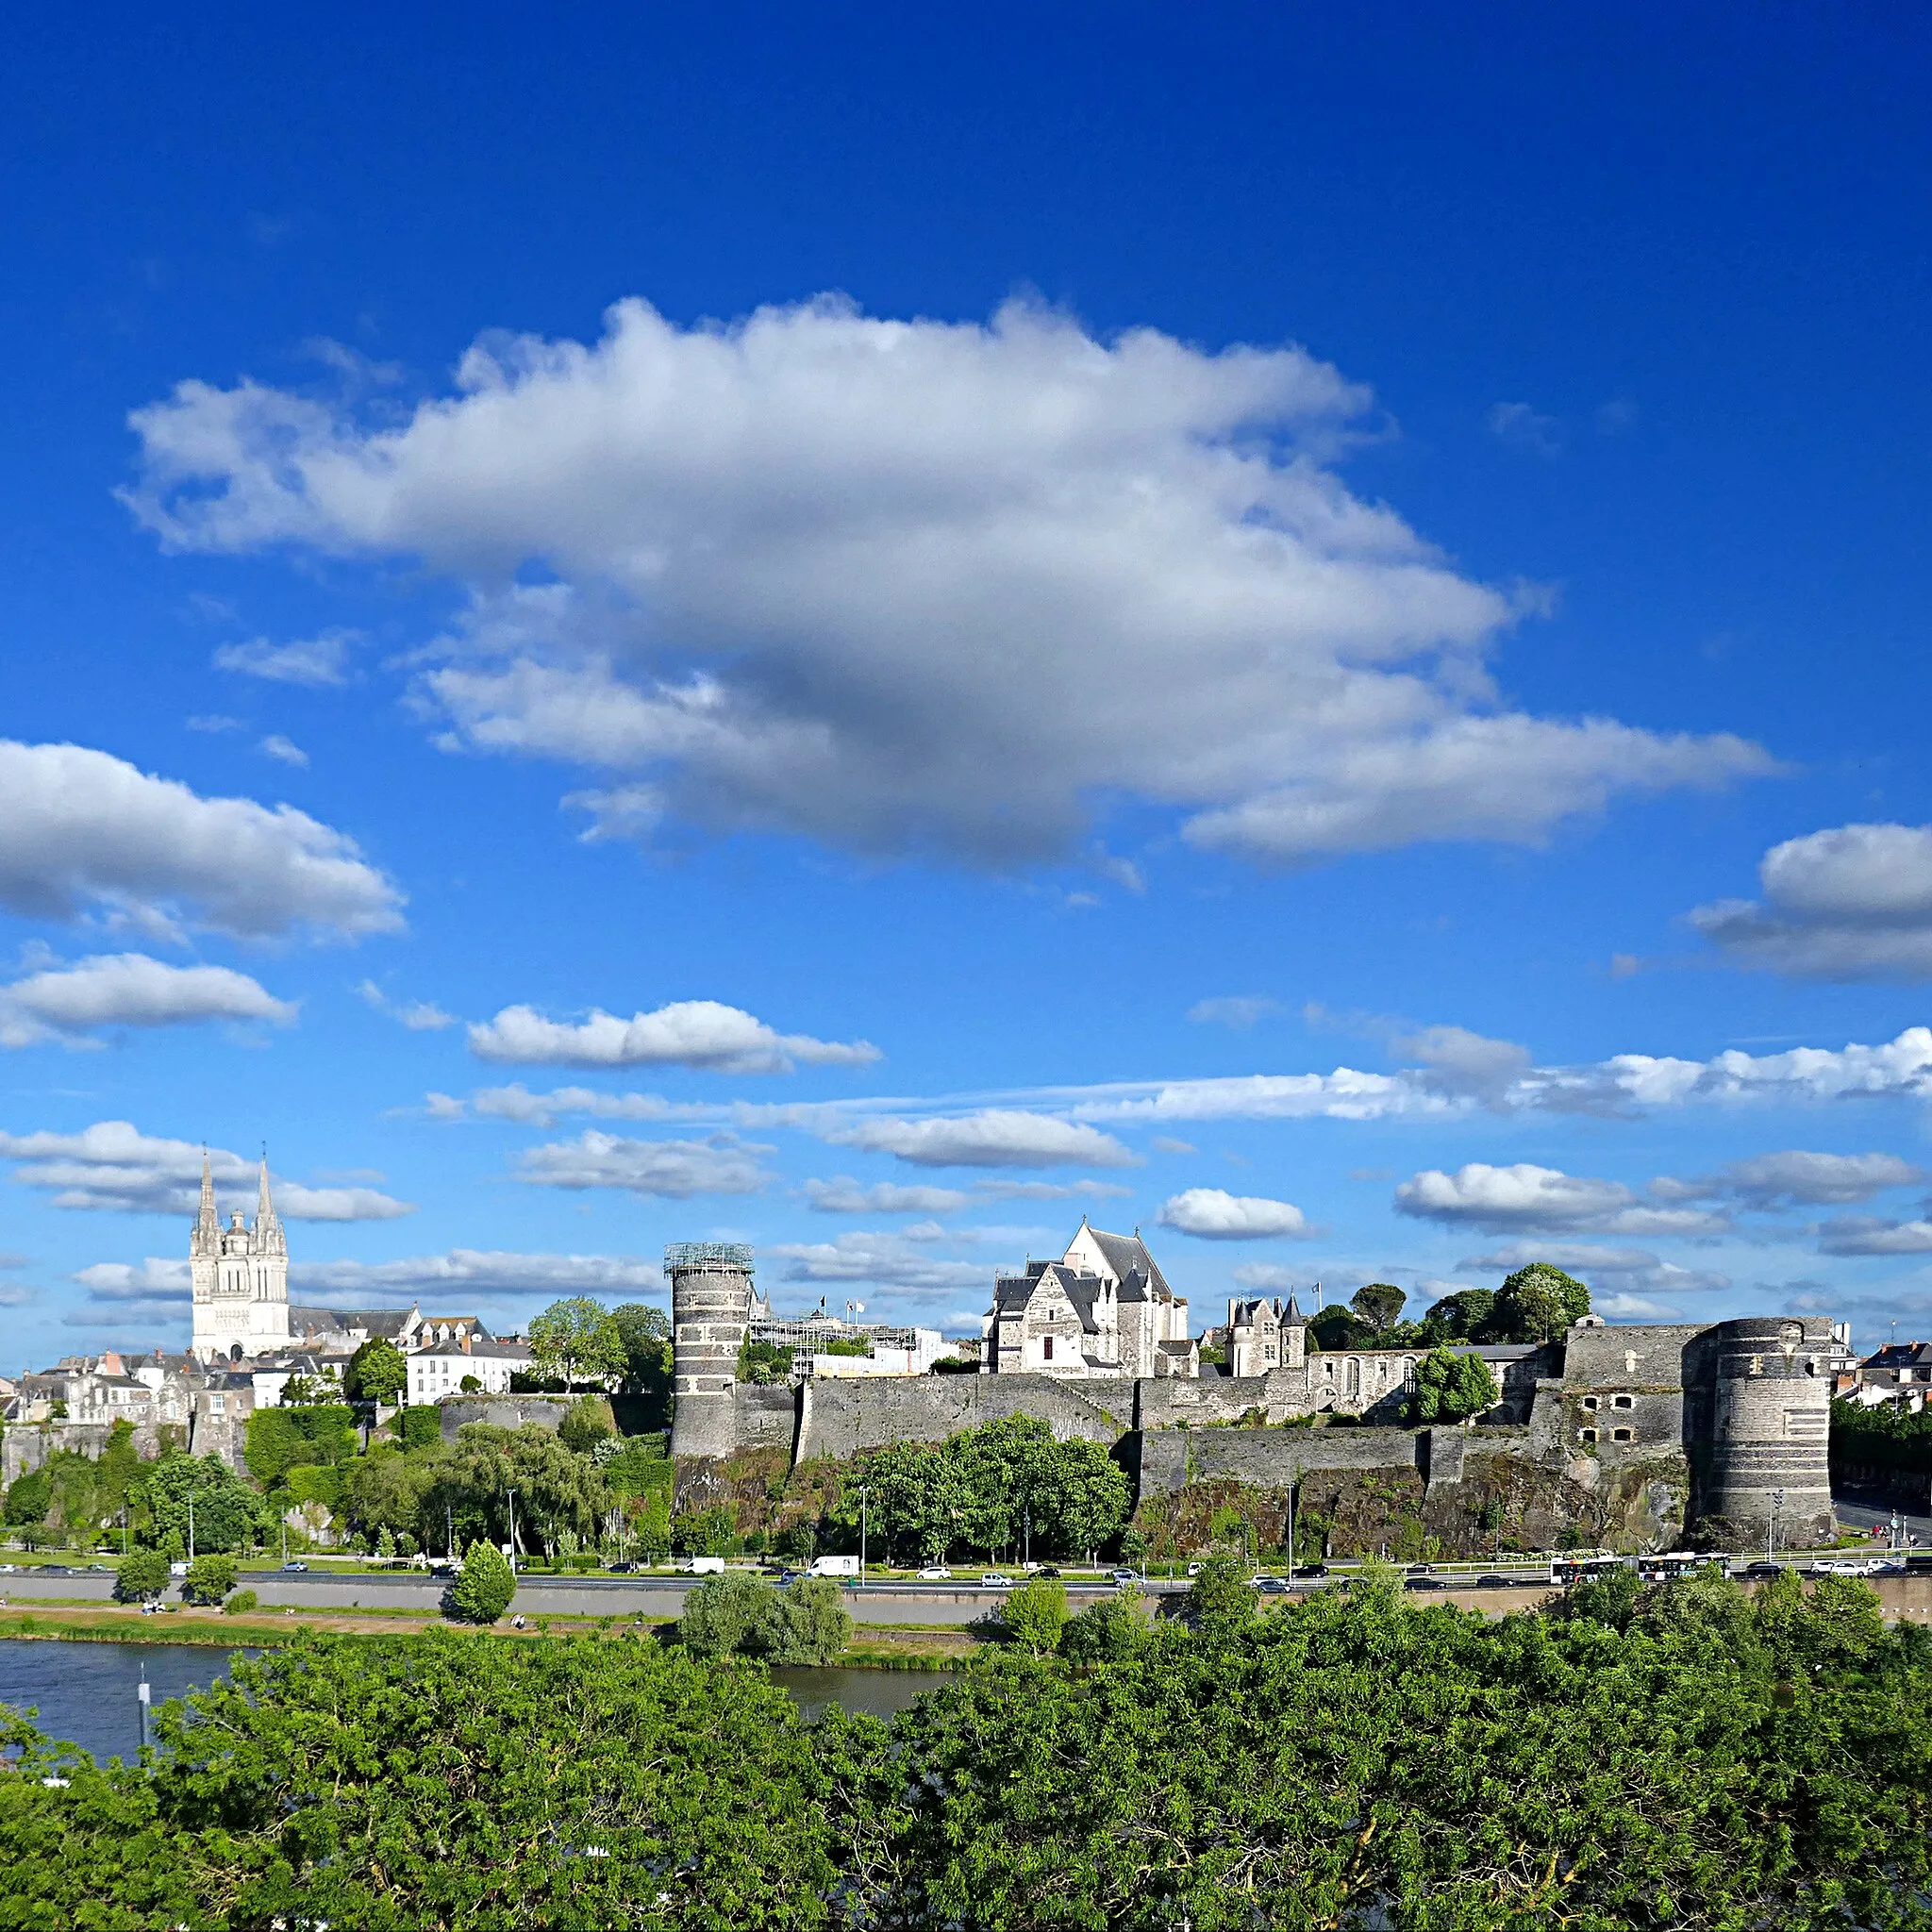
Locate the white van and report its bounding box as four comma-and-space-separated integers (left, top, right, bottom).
807, 1554, 860, 1579
677, 1555, 726, 1575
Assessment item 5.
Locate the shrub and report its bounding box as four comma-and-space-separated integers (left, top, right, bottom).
1059, 1587, 1145, 1664
223, 1589, 258, 1616
398, 1406, 442, 1453
444, 1541, 517, 1624
760, 1576, 850, 1664
180, 1555, 238, 1606
113, 1549, 170, 1603
1406, 1347, 1501, 1424
558, 1395, 616, 1454
996, 1574, 1069, 1657
678, 1573, 776, 1657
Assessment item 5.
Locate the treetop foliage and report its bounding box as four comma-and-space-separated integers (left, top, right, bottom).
343, 1334, 408, 1406
1407, 1346, 1501, 1424
12, 1571, 1920, 1927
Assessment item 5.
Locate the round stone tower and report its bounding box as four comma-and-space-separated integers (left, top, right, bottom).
1702, 1317, 1834, 1547
667, 1241, 755, 1460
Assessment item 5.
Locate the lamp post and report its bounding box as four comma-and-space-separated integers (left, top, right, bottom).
858, 1485, 868, 1590
1023, 1501, 1031, 1570
1286, 1466, 1298, 1588
1768, 1487, 1785, 1567
506, 1488, 520, 1573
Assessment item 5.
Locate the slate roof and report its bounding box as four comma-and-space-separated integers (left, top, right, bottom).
1085, 1225, 1173, 1300
290, 1306, 416, 1341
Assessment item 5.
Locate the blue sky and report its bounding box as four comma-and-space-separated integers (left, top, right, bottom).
6, 5, 1932, 1368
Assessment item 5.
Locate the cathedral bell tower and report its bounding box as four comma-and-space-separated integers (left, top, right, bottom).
189, 1149, 292, 1362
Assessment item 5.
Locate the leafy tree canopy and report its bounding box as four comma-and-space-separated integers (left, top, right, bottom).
444, 1540, 516, 1624
1350, 1283, 1407, 1333
529, 1296, 627, 1390
1407, 1347, 1501, 1424
343, 1335, 408, 1406
1486, 1262, 1591, 1342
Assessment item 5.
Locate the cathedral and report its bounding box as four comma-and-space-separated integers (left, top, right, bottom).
189, 1151, 291, 1361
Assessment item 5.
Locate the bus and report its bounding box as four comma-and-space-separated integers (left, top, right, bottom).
1550, 1555, 1625, 1589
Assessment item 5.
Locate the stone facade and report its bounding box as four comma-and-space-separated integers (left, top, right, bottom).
671, 1232, 1850, 1546
191, 1153, 291, 1361
984, 1223, 1196, 1378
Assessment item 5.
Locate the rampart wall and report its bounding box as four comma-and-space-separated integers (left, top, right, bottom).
794, 1373, 1137, 1462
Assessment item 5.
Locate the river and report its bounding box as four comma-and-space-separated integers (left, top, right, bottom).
0, 1639, 955, 1762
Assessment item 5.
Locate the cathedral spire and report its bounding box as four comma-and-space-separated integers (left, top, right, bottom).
257, 1151, 274, 1223
197, 1147, 218, 1230
255, 1150, 286, 1255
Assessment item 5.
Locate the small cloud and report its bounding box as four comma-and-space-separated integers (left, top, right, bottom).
356, 979, 457, 1031
1150, 1136, 1196, 1155
259, 735, 309, 767
217, 630, 357, 688
1348, 1167, 1393, 1183
1595, 399, 1637, 435
1608, 953, 1645, 978
1488, 401, 1562, 457
469, 999, 880, 1074
1187, 994, 1281, 1030
1090, 846, 1145, 894
186, 714, 244, 733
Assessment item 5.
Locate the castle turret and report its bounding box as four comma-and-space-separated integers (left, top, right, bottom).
668, 1242, 755, 1459
1698, 1317, 1835, 1546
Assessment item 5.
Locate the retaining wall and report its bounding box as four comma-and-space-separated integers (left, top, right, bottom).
794, 1373, 1136, 1462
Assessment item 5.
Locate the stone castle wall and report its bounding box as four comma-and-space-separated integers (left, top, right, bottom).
794, 1373, 1138, 1462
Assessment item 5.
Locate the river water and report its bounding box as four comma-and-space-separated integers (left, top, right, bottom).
0, 1640, 954, 1762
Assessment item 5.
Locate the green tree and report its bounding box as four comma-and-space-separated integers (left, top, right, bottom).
444, 1540, 516, 1624
762, 1575, 851, 1664
997, 1574, 1069, 1657
673, 1505, 739, 1557
399, 1403, 443, 1452
2, 1466, 50, 1527
1059, 1586, 1145, 1664
1351, 1282, 1407, 1333
223, 1588, 259, 1615
529, 1296, 626, 1390
1421, 1287, 1495, 1340
1185, 1553, 1255, 1635
735, 1338, 794, 1386
180, 1554, 237, 1606
1406, 1347, 1501, 1424
1482, 1262, 1591, 1342
112, 1548, 169, 1603
344, 1335, 409, 1406
244, 1402, 358, 1485
679, 1571, 776, 1657
558, 1393, 616, 1453
137, 1449, 261, 1554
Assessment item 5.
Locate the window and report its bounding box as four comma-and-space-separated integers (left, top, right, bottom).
1579, 1426, 1598, 1443
1042, 1335, 1054, 1361
1611, 1394, 1634, 1410
1611, 1427, 1634, 1442
1581, 1395, 1599, 1411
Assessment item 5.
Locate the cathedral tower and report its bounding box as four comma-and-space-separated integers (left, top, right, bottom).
190, 1151, 291, 1361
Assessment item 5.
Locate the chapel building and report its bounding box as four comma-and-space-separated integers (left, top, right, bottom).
982, 1220, 1198, 1378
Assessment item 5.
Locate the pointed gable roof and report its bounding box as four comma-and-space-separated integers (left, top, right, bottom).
1082, 1224, 1172, 1300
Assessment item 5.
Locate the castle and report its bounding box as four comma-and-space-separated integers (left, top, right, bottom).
671, 1229, 1854, 1550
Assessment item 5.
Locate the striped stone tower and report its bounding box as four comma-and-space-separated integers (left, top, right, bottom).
1702, 1316, 1835, 1547
667, 1241, 755, 1460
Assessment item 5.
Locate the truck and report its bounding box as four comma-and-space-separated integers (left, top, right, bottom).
807, 1554, 861, 1579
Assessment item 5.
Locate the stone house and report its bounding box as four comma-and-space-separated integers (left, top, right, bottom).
983, 1221, 1197, 1379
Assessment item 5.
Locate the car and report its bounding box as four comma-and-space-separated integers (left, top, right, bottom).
38, 1564, 76, 1576
0, 1564, 14, 1574
1406, 1563, 1434, 1576
980, 1573, 1015, 1588
1814, 1558, 1872, 1576
1739, 1561, 1786, 1578
1253, 1576, 1290, 1594
1474, 1574, 1513, 1590
1186, 1562, 1203, 1576
1402, 1576, 1445, 1591
1109, 1568, 1139, 1585
606, 1559, 637, 1574
280, 1560, 309, 1574
917, 1565, 952, 1580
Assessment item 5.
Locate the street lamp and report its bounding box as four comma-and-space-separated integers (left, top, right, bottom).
1768, 1487, 1785, 1567
506, 1488, 520, 1573
858, 1485, 868, 1590
1023, 1501, 1031, 1569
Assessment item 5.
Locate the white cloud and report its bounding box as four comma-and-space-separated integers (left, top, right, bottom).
1487, 401, 1561, 456
1691, 824, 1932, 979
356, 979, 457, 1031
125, 295, 1772, 870
971, 1177, 1135, 1201
1395, 1163, 1728, 1237
1814, 1217, 1932, 1257
258, 734, 309, 768
1393, 1024, 1535, 1105
186, 714, 244, 734
214, 629, 356, 687
515, 1129, 769, 1197
0, 1123, 412, 1219
73, 1257, 191, 1303
804, 1176, 970, 1214
467, 999, 879, 1074
828, 1109, 1137, 1170
1658, 1150, 1924, 1208
0, 953, 296, 1046
1158, 1188, 1313, 1240
767, 1231, 990, 1295
0, 740, 402, 941
1457, 1241, 1729, 1295
1187, 995, 1281, 1029
1594, 1292, 1685, 1320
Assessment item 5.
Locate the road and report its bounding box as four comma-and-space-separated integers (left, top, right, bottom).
1833, 1499, 1931, 1546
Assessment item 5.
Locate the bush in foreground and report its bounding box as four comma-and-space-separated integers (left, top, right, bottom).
222, 1589, 258, 1616
680, 1571, 851, 1664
